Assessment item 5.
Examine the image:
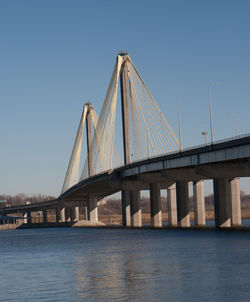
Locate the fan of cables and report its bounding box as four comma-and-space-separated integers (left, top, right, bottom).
127, 57, 180, 161
62, 54, 180, 191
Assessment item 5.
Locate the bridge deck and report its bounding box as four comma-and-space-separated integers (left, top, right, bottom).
1, 134, 250, 215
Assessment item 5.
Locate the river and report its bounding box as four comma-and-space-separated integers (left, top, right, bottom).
0, 228, 249, 302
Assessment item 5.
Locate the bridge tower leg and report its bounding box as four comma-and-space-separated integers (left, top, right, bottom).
120, 55, 132, 227
130, 190, 142, 227
193, 181, 206, 226
150, 183, 162, 227
176, 181, 190, 227
213, 178, 231, 228
167, 184, 178, 226
230, 177, 241, 226
86, 104, 93, 178
85, 104, 99, 223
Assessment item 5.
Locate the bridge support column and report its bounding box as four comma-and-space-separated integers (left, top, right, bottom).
23, 211, 31, 224
60, 207, 66, 222
72, 207, 80, 222
150, 183, 162, 227
43, 210, 48, 223
84, 206, 88, 220
70, 207, 74, 221
28, 211, 32, 223
176, 181, 190, 227
56, 208, 60, 222
122, 190, 131, 226
65, 207, 71, 222
230, 177, 241, 226
130, 190, 142, 227
27, 211, 31, 224
193, 180, 206, 226
75, 206, 80, 221
23, 212, 28, 224
167, 184, 177, 226
88, 195, 98, 223
213, 178, 231, 228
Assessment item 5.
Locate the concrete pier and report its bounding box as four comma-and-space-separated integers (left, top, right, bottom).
193, 180, 206, 226
72, 206, 80, 222
213, 178, 231, 228
122, 190, 131, 226
23, 211, 31, 224
27, 211, 31, 224
43, 210, 48, 223
65, 207, 71, 222
230, 177, 241, 226
176, 181, 190, 227
69, 207, 75, 221
60, 207, 66, 222
23, 212, 28, 224
130, 190, 142, 227
56, 208, 60, 222
87, 194, 98, 223
84, 206, 88, 220
150, 183, 162, 227
167, 184, 177, 226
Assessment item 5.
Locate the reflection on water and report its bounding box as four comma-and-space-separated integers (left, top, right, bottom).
0, 228, 249, 302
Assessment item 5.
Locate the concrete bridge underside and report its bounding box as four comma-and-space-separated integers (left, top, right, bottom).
1, 135, 250, 229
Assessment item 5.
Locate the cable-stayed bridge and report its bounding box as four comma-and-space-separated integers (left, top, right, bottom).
1, 53, 250, 229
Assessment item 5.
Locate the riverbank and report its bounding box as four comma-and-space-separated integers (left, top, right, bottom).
98, 209, 250, 225
0, 223, 22, 231
1, 209, 249, 230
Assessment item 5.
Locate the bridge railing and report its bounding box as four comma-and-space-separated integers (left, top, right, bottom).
127, 132, 250, 166
180, 132, 250, 152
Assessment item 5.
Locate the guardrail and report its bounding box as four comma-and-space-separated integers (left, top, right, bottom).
128, 132, 250, 165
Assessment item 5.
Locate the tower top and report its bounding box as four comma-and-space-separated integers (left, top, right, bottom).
118, 51, 128, 56
84, 102, 93, 111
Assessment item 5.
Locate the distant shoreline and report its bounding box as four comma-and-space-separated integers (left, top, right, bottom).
1, 209, 249, 231
99, 209, 250, 225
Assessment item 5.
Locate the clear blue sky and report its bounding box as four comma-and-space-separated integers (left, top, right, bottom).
0, 0, 250, 196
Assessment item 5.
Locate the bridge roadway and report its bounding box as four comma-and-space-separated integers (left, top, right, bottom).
1, 134, 250, 228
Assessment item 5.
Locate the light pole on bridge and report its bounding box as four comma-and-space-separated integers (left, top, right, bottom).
201, 131, 208, 144
209, 83, 217, 144
178, 100, 185, 151
232, 113, 239, 137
